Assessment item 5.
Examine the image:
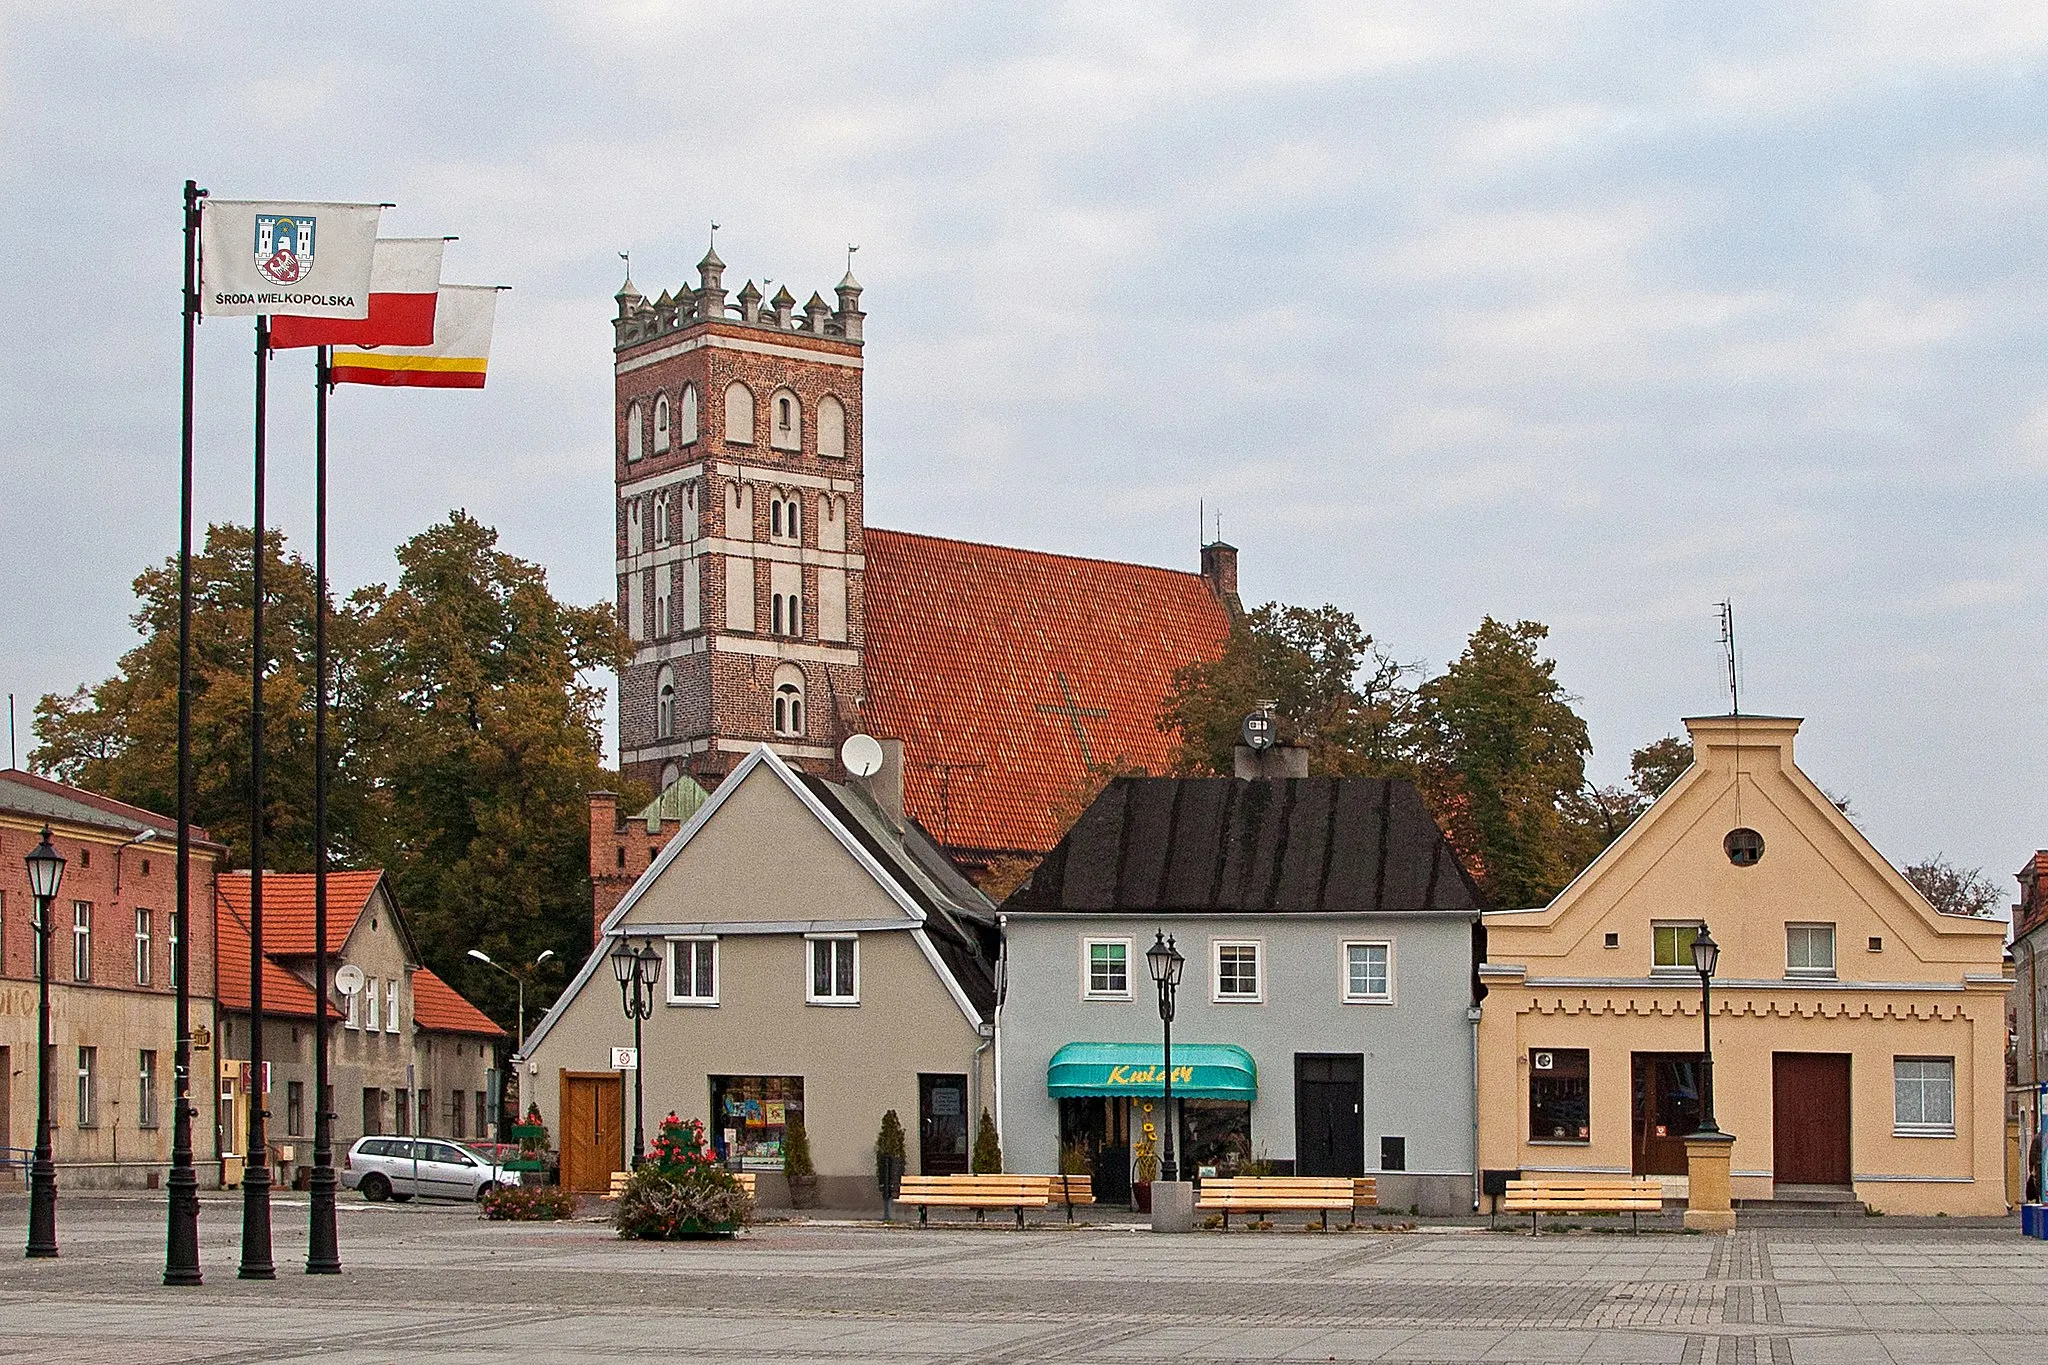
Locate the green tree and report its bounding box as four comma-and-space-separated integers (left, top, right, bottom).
1410, 618, 1591, 909
349, 512, 631, 1024
1157, 602, 1409, 777
1629, 735, 1692, 801
1562, 734, 1696, 856
971, 1108, 1004, 1174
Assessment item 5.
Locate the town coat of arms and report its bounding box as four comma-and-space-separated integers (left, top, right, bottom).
254, 214, 316, 285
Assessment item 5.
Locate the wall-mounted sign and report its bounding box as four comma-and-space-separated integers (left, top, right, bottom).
611, 1047, 639, 1071
1534, 1052, 1554, 1071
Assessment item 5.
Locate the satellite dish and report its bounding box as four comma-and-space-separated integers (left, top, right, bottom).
840, 733, 885, 778
1240, 710, 1277, 752
334, 964, 366, 996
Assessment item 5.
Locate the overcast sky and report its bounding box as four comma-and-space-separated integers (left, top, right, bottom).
3, 3, 2043, 907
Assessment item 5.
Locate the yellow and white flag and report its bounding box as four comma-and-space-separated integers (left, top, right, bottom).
330, 285, 497, 389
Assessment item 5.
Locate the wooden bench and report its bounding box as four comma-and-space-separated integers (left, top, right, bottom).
899, 1174, 1050, 1228
604, 1169, 757, 1201
1348, 1176, 1378, 1224
1045, 1172, 1095, 1220
1501, 1177, 1662, 1232
1196, 1176, 1355, 1229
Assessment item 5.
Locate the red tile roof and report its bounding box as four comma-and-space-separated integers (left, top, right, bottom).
216, 870, 384, 956
411, 967, 506, 1038
862, 529, 1231, 856
215, 891, 335, 1019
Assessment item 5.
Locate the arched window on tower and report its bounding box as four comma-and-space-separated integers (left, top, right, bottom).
625, 402, 644, 462
678, 384, 699, 445
652, 489, 671, 547
656, 665, 675, 740
724, 382, 754, 445
773, 663, 806, 737
818, 396, 846, 458
770, 388, 802, 452
768, 490, 803, 546
653, 393, 670, 453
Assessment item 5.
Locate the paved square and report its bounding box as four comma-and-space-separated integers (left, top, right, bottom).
0, 1196, 2043, 1362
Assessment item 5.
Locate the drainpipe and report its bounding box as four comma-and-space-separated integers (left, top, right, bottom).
972, 1025, 993, 1151
1468, 1004, 1483, 1212
994, 915, 1008, 1147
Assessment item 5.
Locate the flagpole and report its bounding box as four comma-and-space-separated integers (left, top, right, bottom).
307, 344, 340, 1275
166, 179, 206, 1288
239, 316, 276, 1281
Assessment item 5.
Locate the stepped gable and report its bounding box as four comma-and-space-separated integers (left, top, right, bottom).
1005, 775, 1487, 914
861, 529, 1232, 859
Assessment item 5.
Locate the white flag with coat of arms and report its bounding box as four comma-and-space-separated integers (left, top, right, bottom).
199, 200, 382, 318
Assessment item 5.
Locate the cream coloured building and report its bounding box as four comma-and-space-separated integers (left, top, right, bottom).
1478, 714, 2009, 1216
523, 746, 997, 1208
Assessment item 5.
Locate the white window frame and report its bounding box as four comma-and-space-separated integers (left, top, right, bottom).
1785, 922, 1837, 979
1211, 938, 1264, 1004
1081, 936, 1133, 1001
1893, 1057, 1956, 1137
1342, 940, 1393, 1004
387, 976, 402, 1033
135, 906, 153, 986
346, 978, 361, 1029
138, 1048, 159, 1128
77, 1046, 98, 1128
1650, 920, 1702, 975
667, 936, 720, 1006
73, 900, 92, 982
805, 934, 859, 1006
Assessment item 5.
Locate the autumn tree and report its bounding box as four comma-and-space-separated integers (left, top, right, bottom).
1157, 603, 1409, 777
1902, 855, 2006, 918
1409, 618, 1592, 909
1564, 733, 1695, 853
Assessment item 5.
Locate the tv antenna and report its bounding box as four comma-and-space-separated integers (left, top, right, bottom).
1717, 600, 1739, 716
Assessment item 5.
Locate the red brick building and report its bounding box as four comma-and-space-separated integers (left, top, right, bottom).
0, 770, 223, 1187
611, 251, 1237, 869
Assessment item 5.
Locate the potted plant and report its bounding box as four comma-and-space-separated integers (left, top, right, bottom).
971, 1108, 1003, 1174
782, 1112, 818, 1209
875, 1110, 907, 1216
614, 1113, 754, 1240
1132, 1135, 1159, 1213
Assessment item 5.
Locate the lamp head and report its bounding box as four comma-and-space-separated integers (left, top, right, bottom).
1691, 924, 1720, 978
635, 939, 662, 986
24, 826, 64, 901
1146, 931, 1185, 988
535, 949, 555, 967
467, 948, 493, 966
609, 939, 637, 985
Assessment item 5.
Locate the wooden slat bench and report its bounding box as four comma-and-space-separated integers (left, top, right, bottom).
1348, 1176, 1379, 1225
1502, 1177, 1662, 1232
1046, 1173, 1095, 1221
605, 1169, 757, 1201
899, 1174, 1050, 1228
1196, 1176, 1355, 1229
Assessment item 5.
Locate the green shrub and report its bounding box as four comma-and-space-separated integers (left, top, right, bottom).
479, 1183, 576, 1221
1058, 1141, 1091, 1176
782, 1113, 815, 1180
876, 1109, 907, 1185
615, 1113, 755, 1240
971, 1108, 1003, 1174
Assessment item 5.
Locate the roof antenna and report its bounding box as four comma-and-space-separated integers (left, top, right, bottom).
1717, 600, 1740, 716
1199, 498, 1204, 549
7, 692, 14, 770
847, 243, 859, 272
710, 221, 720, 249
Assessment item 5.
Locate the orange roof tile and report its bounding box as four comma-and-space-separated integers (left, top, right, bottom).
863, 529, 1231, 856
411, 967, 506, 1038
216, 870, 384, 956
215, 891, 335, 1019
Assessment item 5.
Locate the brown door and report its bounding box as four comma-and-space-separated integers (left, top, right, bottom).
1631, 1053, 1705, 1175
560, 1073, 624, 1194
919, 1074, 970, 1175
1773, 1053, 1851, 1187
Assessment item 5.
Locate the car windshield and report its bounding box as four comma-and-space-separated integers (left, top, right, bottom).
458, 1143, 500, 1165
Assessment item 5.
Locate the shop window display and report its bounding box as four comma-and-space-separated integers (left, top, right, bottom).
1529, 1048, 1590, 1141
710, 1075, 805, 1169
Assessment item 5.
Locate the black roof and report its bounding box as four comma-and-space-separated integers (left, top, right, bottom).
1003, 776, 1486, 916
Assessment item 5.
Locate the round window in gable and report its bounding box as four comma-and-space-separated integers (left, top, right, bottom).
1724, 828, 1764, 867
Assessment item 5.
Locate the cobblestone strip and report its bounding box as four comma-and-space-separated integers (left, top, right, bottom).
1681, 1336, 1706, 1365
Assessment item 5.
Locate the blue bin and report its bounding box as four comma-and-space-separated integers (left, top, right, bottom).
2024, 1204, 2047, 1238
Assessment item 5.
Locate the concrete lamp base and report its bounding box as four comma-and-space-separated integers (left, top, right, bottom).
1150, 1180, 1195, 1233
1683, 1133, 1738, 1233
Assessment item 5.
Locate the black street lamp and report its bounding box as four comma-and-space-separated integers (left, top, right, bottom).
1690, 924, 1722, 1136
1145, 931, 1185, 1184
25, 826, 65, 1258
611, 938, 660, 1168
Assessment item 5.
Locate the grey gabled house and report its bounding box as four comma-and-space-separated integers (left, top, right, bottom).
996, 775, 1486, 1215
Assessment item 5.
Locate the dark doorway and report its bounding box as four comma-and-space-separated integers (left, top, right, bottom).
1773, 1053, 1851, 1187
1631, 1053, 1704, 1176
1295, 1053, 1365, 1177
1058, 1096, 1132, 1203
918, 1074, 969, 1174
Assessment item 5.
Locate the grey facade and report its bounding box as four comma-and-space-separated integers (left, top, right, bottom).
997, 775, 1485, 1215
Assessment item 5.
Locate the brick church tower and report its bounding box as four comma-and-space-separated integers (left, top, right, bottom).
612, 246, 868, 793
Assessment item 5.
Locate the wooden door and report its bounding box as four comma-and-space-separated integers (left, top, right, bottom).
560, 1073, 624, 1194
1631, 1053, 1705, 1175
1773, 1053, 1851, 1186
918, 1074, 969, 1175
1295, 1054, 1365, 1177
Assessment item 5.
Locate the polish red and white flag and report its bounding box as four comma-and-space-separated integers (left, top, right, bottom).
268, 238, 445, 349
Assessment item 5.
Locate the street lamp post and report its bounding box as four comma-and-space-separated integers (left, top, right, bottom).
469, 948, 555, 1144
1145, 931, 1186, 1184
1690, 925, 1722, 1136
611, 939, 660, 1169
24, 828, 65, 1259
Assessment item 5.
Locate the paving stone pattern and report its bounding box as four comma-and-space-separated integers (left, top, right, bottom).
0, 1196, 2044, 1362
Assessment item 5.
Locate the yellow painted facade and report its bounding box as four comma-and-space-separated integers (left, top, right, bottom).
1478, 715, 2009, 1215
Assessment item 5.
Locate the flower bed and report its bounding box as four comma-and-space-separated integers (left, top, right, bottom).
480, 1183, 577, 1221
614, 1114, 755, 1240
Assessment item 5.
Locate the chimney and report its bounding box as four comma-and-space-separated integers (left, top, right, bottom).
2019, 853, 2048, 939
1201, 540, 1242, 618
1233, 744, 1308, 779
859, 737, 906, 829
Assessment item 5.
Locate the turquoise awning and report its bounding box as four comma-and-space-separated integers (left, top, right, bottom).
1046, 1042, 1257, 1101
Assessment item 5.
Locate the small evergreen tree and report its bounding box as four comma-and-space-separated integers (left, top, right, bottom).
876, 1109, 907, 1185
971, 1108, 1003, 1174
781, 1113, 815, 1179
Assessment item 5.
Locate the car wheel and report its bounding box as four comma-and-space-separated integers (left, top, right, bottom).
476, 1181, 497, 1202
360, 1174, 391, 1203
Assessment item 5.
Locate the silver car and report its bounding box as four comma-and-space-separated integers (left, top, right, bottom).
344, 1136, 506, 1202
